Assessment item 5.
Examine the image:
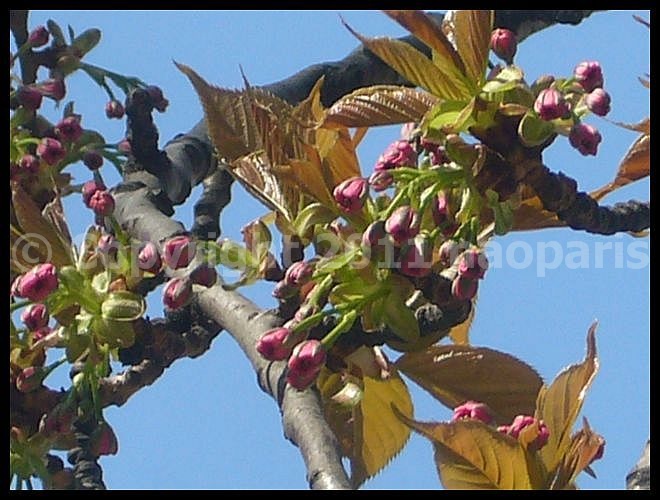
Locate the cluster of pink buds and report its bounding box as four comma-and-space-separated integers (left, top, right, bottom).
451, 248, 488, 301
333, 177, 369, 214
37, 138, 66, 166
369, 140, 417, 191
451, 401, 494, 425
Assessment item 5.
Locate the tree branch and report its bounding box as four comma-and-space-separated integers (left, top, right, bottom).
626, 439, 650, 490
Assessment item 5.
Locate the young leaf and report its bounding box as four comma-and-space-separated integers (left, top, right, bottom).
452, 10, 494, 85
517, 113, 556, 147
322, 85, 437, 128
383, 292, 420, 345
590, 129, 650, 201
535, 322, 599, 477
397, 416, 535, 489
343, 22, 471, 101
396, 345, 543, 422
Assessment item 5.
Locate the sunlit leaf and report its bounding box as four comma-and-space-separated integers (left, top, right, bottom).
590, 130, 650, 201
322, 85, 437, 128
517, 113, 556, 147
535, 322, 599, 477
397, 416, 535, 489
11, 185, 74, 270
448, 299, 475, 345
343, 21, 471, 100
452, 10, 493, 85
383, 292, 420, 344
550, 417, 605, 489
396, 345, 543, 422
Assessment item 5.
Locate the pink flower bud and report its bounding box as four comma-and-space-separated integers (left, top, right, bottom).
534, 88, 570, 121
362, 220, 388, 250
333, 177, 369, 213
585, 88, 611, 117
457, 248, 488, 280
54, 116, 83, 143
574, 61, 604, 93
82, 179, 106, 206
421, 138, 449, 166
368, 170, 394, 192
36, 137, 66, 166
400, 236, 433, 278
19, 154, 40, 175
82, 150, 103, 170
137, 241, 162, 275
256, 327, 294, 361
21, 303, 49, 331
28, 25, 50, 47
287, 340, 327, 390
90, 422, 118, 457
145, 85, 169, 112
17, 86, 43, 110
190, 263, 217, 287
36, 79, 66, 101
438, 240, 461, 267
375, 140, 417, 172
88, 190, 115, 217
451, 275, 478, 301
105, 100, 125, 119
33, 326, 53, 341
451, 400, 494, 424
13, 263, 58, 302
284, 261, 314, 288
97, 233, 116, 255
433, 193, 450, 227
504, 415, 550, 451
385, 205, 419, 246
569, 123, 602, 156
163, 277, 193, 310
163, 235, 196, 270
490, 28, 517, 63
16, 366, 43, 393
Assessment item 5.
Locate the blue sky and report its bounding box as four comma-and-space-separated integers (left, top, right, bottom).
20, 10, 649, 489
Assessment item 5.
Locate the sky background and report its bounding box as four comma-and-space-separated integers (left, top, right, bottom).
17, 10, 649, 490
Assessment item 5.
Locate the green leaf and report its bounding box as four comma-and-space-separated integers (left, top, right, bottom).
383, 292, 420, 344
64, 327, 90, 363
396, 345, 543, 423
422, 99, 474, 134
517, 113, 556, 147
481, 65, 525, 94
93, 317, 136, 349
101, 291, 145, 322
71, 28, 101, 57
46, 19, 66, 46
293, 203, 337, 242
452, 10, 494, 85
536, 322, 599, 478
397, 415, 535, 489
343, 22, 472, 100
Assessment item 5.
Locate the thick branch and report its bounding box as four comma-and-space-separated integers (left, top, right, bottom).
626, 439, 650, 490
195, 285, 351, 490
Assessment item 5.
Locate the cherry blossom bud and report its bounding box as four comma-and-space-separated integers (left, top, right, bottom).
374, 140, 417, 172
585, 88, 611, 117
19, 154, 40, 175
457, 248, 488, 280
451, 401, 494, 424
385, 205, 419, 246
117, 138, 132, 154
105, 100, 125, 119
54, 116, 83, 143
16, 366, 44, 393
569, 123, 602, 156
490, 28, 517, 63
362, 220, 388, 251
137, 241, 162, 275
36, 79, 66, 101
82, 150, 104, 170
17, 86, 43, 110
284, 261, 314, 288
333, 177, 369, 213
438, 240, 461, 267
256, 327, 294, 361
368, 170, 394, 192
82, 179, 106, 205
90, 422, 119, 456
163, 277, 193, 310
287, 340, 327, 390
163, 235, 196, 270
400, 235, 433, 278
36, 137, 66, 166
21, 303, 49, 331
534, 88, 570, 121
451, 276, 478, 301
88, 190, 115, 217
272, 280, 297, 300
13, 263, 58, 302
28, 26, 49, 47
504, 415, 550, 451
574, 61, 604, 93
33, 326, 53, 341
